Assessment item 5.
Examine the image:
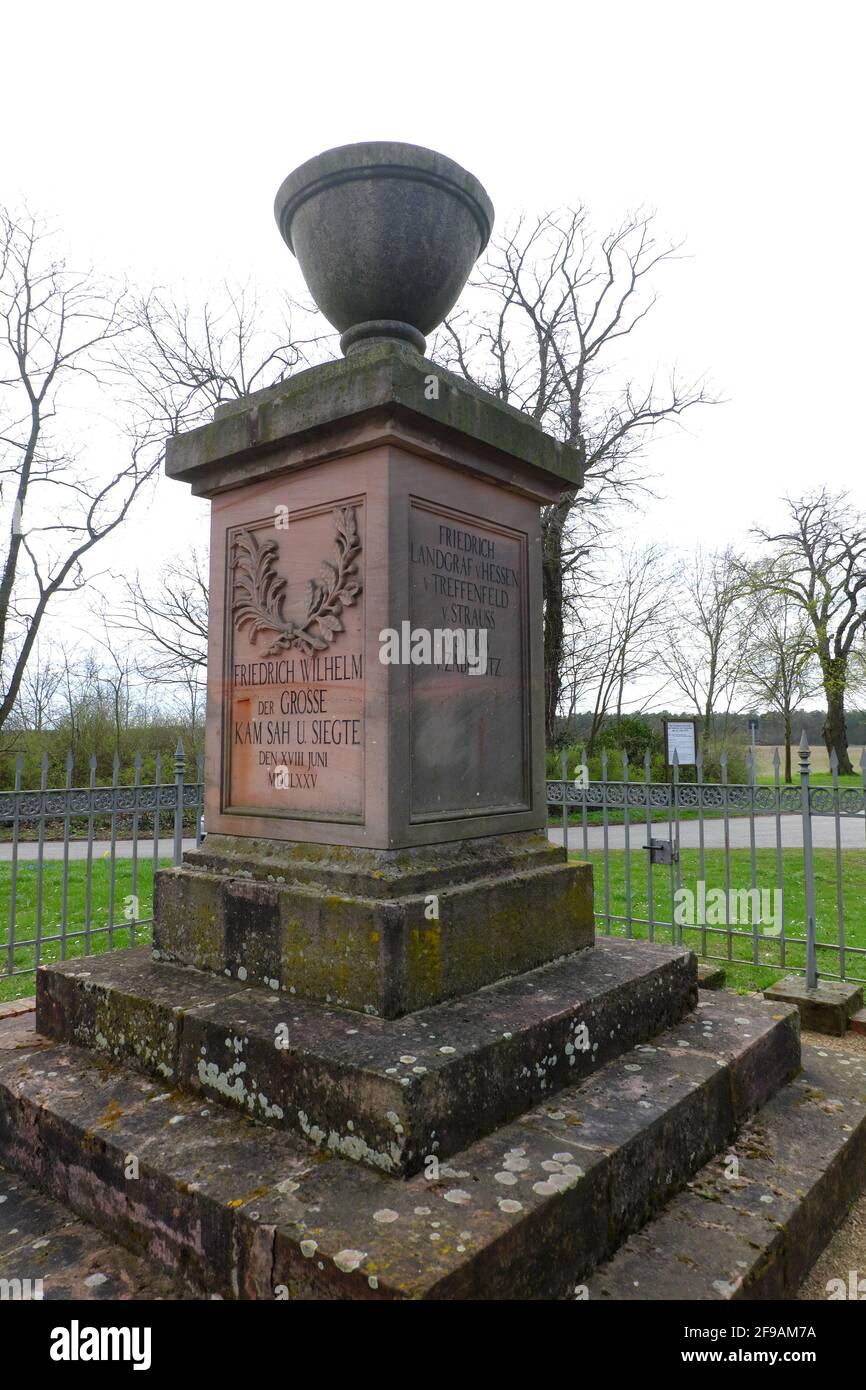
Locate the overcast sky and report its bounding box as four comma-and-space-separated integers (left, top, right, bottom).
3, 0, 864, 703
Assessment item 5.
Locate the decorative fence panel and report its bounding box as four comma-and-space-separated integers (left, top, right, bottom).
1, 744, 203, 988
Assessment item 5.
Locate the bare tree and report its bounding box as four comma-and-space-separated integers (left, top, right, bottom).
0, 208, 159, 734
123, 282, 325, 436
103, 287, 328, 737
110, 548, 209, 741
11, 642, 64, 733
434, 209, 716, 743
562, 544, 670, 752
756, 490, 866, 774
663, 547, 747, 749
739, 561, 819, 782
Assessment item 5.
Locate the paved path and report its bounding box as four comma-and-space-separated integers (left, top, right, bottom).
548, 818, 866, 851
2, 821, 864, 860
0, 837, 198, 863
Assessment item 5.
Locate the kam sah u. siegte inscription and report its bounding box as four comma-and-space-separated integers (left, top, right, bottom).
225, 501, 365, 821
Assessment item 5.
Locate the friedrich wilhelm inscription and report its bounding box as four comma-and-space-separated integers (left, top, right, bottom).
226, 502, 365, 820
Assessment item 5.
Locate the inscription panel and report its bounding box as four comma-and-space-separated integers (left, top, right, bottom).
408, 498, 529, 819
223, 498, 365, 821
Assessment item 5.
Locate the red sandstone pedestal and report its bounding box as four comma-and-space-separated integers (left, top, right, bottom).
153, 340, 593, 1016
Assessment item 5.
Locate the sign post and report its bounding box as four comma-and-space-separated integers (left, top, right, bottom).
663, 719, 698, 780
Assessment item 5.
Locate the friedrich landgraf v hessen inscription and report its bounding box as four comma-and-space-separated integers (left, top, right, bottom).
408, 499, 529, 819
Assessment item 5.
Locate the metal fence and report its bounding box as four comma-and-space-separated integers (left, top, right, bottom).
0, 742, 203, 983
547, 735, 866, 988
3, 732, 865, 992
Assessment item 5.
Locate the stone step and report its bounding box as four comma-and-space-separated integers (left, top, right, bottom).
0, 1163, 188, 1300
35, 937, 697, 1177
697, 962, 726, 990
587, 1041, 866, 1300
0, 991, 799, 1299
849, 1007, 866, 1038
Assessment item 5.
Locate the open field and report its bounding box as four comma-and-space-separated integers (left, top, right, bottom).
754, 743, 864, 784
570, 846, 866, 994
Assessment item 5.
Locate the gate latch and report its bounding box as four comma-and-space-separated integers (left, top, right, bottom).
644, 837, 678, 866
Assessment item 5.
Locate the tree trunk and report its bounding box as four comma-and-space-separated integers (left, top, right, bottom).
542, 508, 567, 748
783, 708, 792, 785
822, 657, 853, 774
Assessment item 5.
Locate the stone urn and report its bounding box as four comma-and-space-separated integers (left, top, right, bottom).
274, 141, 494, 355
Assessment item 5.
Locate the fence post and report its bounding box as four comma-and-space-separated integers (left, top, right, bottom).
799, 732, 818, 990
174, 739, 186, 866
561, 747, 569, 856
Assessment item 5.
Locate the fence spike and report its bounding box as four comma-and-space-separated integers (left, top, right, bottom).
672, 748, 680, 767
773, 747, 780, 770
176, 738, 185, 759
830, 747, 839, 773
799, 729, 810, 751
861, 747, 866, 773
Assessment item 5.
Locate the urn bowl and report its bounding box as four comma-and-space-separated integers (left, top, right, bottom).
274, 141, 494, 355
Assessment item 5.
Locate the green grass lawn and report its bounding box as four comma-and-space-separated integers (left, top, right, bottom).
0, 859, 165, 1002
571, 846, 866, 994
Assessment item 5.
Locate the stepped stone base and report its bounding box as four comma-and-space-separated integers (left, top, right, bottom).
154, 831, 593, 1018
0, 986, 800, 1299
35, 938, 697, 1177
589, 1042, 866, 1300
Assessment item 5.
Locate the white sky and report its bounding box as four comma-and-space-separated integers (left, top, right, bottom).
3, 0, 864, 703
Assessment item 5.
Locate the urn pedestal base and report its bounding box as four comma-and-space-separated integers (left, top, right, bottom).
154, 830, 593, 1018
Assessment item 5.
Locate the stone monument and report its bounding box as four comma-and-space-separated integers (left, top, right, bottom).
3, 143, 850, 1304
154, 141, 594, 1017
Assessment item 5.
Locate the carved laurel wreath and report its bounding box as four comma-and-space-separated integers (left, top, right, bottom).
230, 505, 362, 656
